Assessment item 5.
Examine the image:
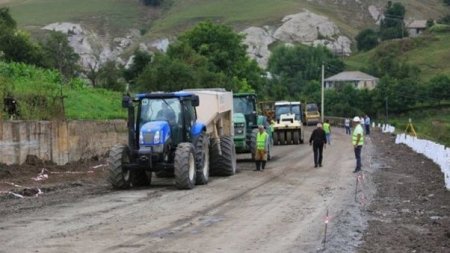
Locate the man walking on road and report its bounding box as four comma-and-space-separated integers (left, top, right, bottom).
309, 123, 327, 168
352, 116, 364, 173
254, 125, 269, 171
364, 115, 371, 135
323, 119, 331, 145
344, 118, 351, 135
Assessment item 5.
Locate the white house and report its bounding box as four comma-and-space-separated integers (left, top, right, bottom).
324, 71, 379, 90
406, 20, 427, 37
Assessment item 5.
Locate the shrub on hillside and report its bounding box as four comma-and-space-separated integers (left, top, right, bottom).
355, 28, 379, 51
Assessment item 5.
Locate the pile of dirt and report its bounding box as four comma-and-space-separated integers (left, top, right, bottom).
359, 131, 450, 252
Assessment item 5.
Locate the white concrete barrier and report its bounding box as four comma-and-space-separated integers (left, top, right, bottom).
392, 131, 450, 190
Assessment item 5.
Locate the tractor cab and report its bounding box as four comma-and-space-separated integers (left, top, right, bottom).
233, 93, 257, 129
123, 92, 200, 164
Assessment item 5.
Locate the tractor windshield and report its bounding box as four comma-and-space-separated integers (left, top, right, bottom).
233, 97, 255, 115
140, 98, 181, 126
291, 104, 301, 121
275, 105, 290, 120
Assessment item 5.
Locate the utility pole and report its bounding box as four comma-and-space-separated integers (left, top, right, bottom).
321, 63, 325, 123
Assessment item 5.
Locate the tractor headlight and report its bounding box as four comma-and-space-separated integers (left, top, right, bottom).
139, 132, 144, 144
154, 130, 161, 144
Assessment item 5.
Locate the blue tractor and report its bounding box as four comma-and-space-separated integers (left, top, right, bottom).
109, 91, 227, 190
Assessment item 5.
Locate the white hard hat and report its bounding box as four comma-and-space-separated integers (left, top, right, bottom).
317, 123, 322, 128
353, 116, 361, 122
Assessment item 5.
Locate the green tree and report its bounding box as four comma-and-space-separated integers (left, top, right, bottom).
136, 22, 263, 93
179, 21, 247, 77
136, 53, 197, 92
123, 50, 152, 85
178, 21, 263, 92
428, 75, 450, 104
97, 61, 126, 92
438, 14, 450, 25
380, 1, 407, 40
0, 8, 45, 66
0, 8, 16, 30
267, 44, 344, 100
372, 76, 419, 113
355, 28, 378, 51
0, 30, 44, 66
41, 31, 79, 79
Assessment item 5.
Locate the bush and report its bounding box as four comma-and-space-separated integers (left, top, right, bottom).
355, 28, 378, 51
430, 24, 450, 33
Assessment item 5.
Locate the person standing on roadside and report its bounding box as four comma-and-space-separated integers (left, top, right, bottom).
364, 115, 371, 135
323, 119, 331, 145
344, 118, 351, 135
309, 123, 327, 168
352, 116, 364, 173
254, 125, 269, 171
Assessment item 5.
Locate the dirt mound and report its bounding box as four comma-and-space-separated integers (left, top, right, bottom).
359, 131, 450, 252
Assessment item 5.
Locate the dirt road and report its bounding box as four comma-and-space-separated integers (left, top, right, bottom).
0, 128, 370, 253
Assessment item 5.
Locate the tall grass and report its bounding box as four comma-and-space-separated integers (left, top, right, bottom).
389, 108, 450, 147
0, 61, 125, 120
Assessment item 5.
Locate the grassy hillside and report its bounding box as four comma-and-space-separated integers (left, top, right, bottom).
0, 0, 149, 33
0, 61, 125, 120
345, 29, 450, 147
345, 32, 450, 81
389, 107, 450, 147
1, 0, 446, 38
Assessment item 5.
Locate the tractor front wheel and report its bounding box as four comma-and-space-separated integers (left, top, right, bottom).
174, 143, 196, 190
108, 145, 132, 189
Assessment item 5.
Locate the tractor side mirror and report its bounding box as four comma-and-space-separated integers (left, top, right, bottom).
122, 95, 131, 108
192, 95, 199, 107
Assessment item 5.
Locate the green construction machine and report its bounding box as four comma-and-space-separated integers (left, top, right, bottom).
233, 93, 273, 160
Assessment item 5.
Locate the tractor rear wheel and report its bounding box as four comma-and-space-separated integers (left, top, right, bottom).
174, 143, 196, 190
195, 132, 210, 185
108, 145, 132, 189
210, 136, 237, 176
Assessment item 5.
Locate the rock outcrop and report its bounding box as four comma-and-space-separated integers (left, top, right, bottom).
44, 9, 360, 71
273, 11, 341, 43
242, 10, 352, 68
241, 27, 275, 68
42, 22, 138, 70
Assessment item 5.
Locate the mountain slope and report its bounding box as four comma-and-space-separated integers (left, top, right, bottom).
1, 0, 447, 38
345, 32, 450, 81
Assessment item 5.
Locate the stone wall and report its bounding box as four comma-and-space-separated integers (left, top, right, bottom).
0, 120, 127, 165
